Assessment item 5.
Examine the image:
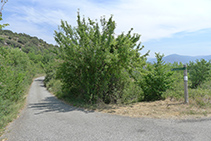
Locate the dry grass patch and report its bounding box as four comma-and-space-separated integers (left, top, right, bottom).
95, 98, 211, 119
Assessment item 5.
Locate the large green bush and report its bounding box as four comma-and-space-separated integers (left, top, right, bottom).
54, 12, 148, 103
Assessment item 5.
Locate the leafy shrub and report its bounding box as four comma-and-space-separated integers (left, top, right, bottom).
121, 80, 143, 104
28, 52, 43, 63
141, 53, 173, 101
188, 59, 211, 88
5, 39, 22, 48
18, 37, 27, 44
30, 38, 39, 46
44, 61, 58, 87
53, 12, 148, 104
22, 45, 35, 53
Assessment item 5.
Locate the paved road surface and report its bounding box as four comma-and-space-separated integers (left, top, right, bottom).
1, 77, 211, 141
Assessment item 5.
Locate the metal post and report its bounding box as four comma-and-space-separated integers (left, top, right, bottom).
183, 65, 188, 104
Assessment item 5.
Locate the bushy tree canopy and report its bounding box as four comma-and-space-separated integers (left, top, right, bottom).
54, 12, 149, 103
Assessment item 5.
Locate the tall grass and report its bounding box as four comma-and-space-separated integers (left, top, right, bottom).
163, 79, 211, 108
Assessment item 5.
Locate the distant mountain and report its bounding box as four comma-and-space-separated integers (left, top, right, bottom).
147, 54, 211, 64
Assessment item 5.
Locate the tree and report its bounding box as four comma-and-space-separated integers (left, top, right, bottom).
188, 59, 211, 88
0, 0, 9, 29
54, 12, 149, 103
141, 53, 173, 101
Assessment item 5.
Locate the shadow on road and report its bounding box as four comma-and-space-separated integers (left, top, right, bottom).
29, 77, 94, 115
34, 78, 44, 82
29, 96, 94, 115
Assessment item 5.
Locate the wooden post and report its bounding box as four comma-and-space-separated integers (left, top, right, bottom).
184, 65, 188, 104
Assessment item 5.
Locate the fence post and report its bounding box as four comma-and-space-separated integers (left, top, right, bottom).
184, 65, 188, 104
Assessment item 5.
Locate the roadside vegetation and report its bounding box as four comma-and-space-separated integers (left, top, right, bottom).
2, 10, 211, 136
0, 29, 55, 136
44, 12, 211, 117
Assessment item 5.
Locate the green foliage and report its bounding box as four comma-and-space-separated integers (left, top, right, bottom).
0, 47, 34, 131
5, 39, 22, 48
188, 59, 211, 88
54, 12, 148, 104
162, 62, 211, 108
0, 13, 59, 135
0, 29, 57, 75
18, 36, 27, 44
28, 52, 43, 63
121, 80, 143, 104
162, 63, 184, 100
141, 53, 173, 101
0, 16, 9, 29
44, 61, 58, 88
0, 26, 54, 135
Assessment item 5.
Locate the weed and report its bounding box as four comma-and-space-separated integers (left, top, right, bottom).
203, 111, 208, 116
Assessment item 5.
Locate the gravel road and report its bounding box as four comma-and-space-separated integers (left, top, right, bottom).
1, 77, 211, 141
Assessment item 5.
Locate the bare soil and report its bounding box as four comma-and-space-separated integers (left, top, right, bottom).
95, 98, 211, 119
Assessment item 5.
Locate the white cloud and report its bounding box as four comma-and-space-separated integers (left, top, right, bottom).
112, 0, 211, 41
2, 0, 211, 44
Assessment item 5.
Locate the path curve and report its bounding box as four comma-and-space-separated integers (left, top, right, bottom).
1, 77, 211, 141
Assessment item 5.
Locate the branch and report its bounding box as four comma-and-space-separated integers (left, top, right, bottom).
0, 0, 8, 16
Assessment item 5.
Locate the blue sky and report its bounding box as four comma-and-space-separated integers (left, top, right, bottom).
1, 0, 211, 58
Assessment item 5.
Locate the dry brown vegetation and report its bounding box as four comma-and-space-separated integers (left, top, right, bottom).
95, 98, 211, 119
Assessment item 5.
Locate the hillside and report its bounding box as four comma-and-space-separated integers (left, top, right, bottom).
148, 54, 211, 64
0, 29, 55, 54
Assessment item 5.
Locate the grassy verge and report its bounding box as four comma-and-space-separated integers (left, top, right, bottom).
0, 99, 26, 136
0, 75, 44, 137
